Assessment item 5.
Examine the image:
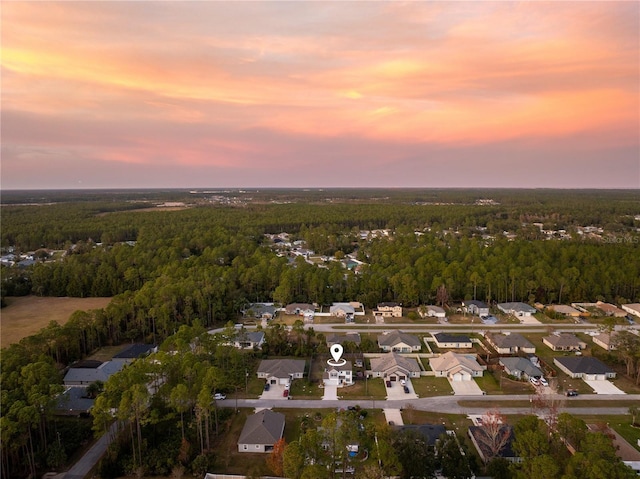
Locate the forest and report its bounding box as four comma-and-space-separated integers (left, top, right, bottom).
1, 188, 639, 478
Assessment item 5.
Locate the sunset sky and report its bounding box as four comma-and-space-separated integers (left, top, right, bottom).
2, 1, 639, 189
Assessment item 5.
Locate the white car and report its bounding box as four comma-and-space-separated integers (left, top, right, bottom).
529, 377, 539, 386
539, 378, 549, 387
214, 393, 226, 400
400, 379, 406, 386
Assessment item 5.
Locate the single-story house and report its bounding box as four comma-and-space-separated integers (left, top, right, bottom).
285, 303, 316, 318
112, 343, 157, 364
257, 359, 306, 385
485, 333, 536, 354
553, 356, 616, 380
377, 331, 422, 352
463, 300, 489, 316
499, 357, 543, 380
395, 424, 447, 447
547, 305, 582, 317
622, 304, 640, 318
542, 333, 587, 352
432, 333, 472, 349
595, 301, 627, 317
243, 303, 277, 320
230, 331, 266, 350
468, 425, 520, 463
374, 302, 403, 318
421, 305, 446, 318
330, 303, 355, 320
238, 409, 285, 453
54, 386, 95, 416
370, 352, 421, 381
63, 360, 125, 386
326, 332, 361, 347
497, 302, 537, 317
430, 352, 486, 381
593, 332, 618, 351
323, 361, 353, 387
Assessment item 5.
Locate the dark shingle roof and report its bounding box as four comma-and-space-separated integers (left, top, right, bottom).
113, 343, 155, 359
397, 424, 447, 446
238, 409, 285, 445
554, 356, 614, 374
433, 333, 471, 344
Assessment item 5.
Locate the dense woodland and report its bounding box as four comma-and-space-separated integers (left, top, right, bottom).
1, 189, 639, 478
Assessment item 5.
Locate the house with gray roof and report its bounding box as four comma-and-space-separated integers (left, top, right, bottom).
420, 305, 446, 318
370, 352, 421, 381
432, 333, 472, 349
112, 343, 157, 364
554, 356, 616, 380
257, 359, 306, 385
497, 302, 537, 317
326, 332, 361, 347
54, 387, 96, 416
243, 303, 277, 320
63, 361, 125, 386
230, 331, 265, 350
485, 333, 535, 354
463, 300, 489, 316
323, 361, 353, 387
377, 331, 422, 352
238, 409, 285, 453
499, 357, 543, 380
542, 333, 586, 352
593, 332, 618, 351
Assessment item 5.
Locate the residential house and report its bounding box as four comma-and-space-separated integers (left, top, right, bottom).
111, 343, 157, 365
323, 361, 353, 387
595, 301, 627, 317
547, 305, 582, 317
593, 332, 619, 351
330, 303, 355, 321
542, 333, 587, 352
432, 333, 472, 349
377, 331, 422, 352
237, 409, 285, 453
257, 359, 306, 386
485, 333, 535, 354
54, 386, 96, 416
285, 303, 316, 319
622, 304, 640, 318
497, 302, 537, 317
395, 424, 447, 448
374, 302, 403, 318
554, 356, 616, 380
421, 305, 446, 319
499, 357, 543, 380
230, 331, 266, 350
63, 360, 125, 386
326, 333, 361, 348
243, 303, 277, 320
430, 352, 486, 381
463, 300, 489, 316
370, 352, 421, 381
468, 425, 520, 463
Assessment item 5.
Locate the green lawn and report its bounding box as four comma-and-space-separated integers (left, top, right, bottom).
411, 377, 453, 397
290, 379, 323, 398
577, 414, 640, 453
340, 377, 387, 399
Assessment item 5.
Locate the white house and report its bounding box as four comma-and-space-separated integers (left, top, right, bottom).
421, 305, 446, 318
497, 302, 536, 317
378, 331, 422, 352
554, 357, 616, 380
463, 300, 489, 317
622, 304, 640, 318
370, 353, 421, 381
432, 333, 472, 349
238, 409, 285, 453
485, 333, 535, 354
542, 333, 586, 352
257, 359, 306, 385
323, 361, 353, 387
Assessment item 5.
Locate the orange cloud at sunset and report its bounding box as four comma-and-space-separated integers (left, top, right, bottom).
1, 1, 638, 189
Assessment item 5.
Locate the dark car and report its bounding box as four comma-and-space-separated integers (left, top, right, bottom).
264, 383, 270, 391
403, 385, 410, 393
283, 389, 289, 397
565, 389, 578, 397
386, 380, 392, 388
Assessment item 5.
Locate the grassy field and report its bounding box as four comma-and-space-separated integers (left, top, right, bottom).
1, 296, 112, 348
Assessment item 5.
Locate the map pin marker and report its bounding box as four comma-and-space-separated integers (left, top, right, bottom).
330, 344, 344, 363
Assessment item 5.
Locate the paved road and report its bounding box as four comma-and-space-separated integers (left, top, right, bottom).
63, 422, 119, 479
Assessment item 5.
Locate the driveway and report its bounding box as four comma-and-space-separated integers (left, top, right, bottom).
383, 408, 404, 426
519, 315, 541, 325
449, 379, 484, 395
259, 383, 288, 400
584, 380, 626, 394
322, 384, 338, 400
385, 380, 418, 400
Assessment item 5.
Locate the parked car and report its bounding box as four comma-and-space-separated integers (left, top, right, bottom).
566, 389, 578, 397
539, 377, 549, 387
283, 389, 289, 397
403, 385, 410, 393
400, 379, 406, 386
529, 377, 539, 386
386, 380, 392, 387
214, 393, 226, 400
264, 383, 270, 391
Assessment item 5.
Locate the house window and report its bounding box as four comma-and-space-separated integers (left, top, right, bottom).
243, 445, 247, 450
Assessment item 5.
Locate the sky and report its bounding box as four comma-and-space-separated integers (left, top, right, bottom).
1, 1, 639, 190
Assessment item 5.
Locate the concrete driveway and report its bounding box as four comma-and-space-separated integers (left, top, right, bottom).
449, 379, 484, 395
385, 380, 418, 400
584, 379, 626, 394
260, 383, 288, 400
322, 384, 338, 400
383, 408, 404, 426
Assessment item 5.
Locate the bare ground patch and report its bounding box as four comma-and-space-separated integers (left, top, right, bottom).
1, 296, 112, 348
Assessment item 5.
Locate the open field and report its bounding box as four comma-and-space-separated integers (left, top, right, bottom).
1, 296, 112, 348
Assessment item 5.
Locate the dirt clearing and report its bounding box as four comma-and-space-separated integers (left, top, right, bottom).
1, 296, 112, 348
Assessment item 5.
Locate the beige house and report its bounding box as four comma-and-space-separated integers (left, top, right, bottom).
547, 305, 582, 317
370, 352, 421, 381
430, 352, 486, 381
593, 332, 618, 351
595, 301, 627, 317
257, 359, 306, 385
432, 333, 472, 349
485, 333, 535, 354
374, 302, 403, 318
377, 331, 422, 352
542, 333, 586, 352
622, 304, 640, 318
